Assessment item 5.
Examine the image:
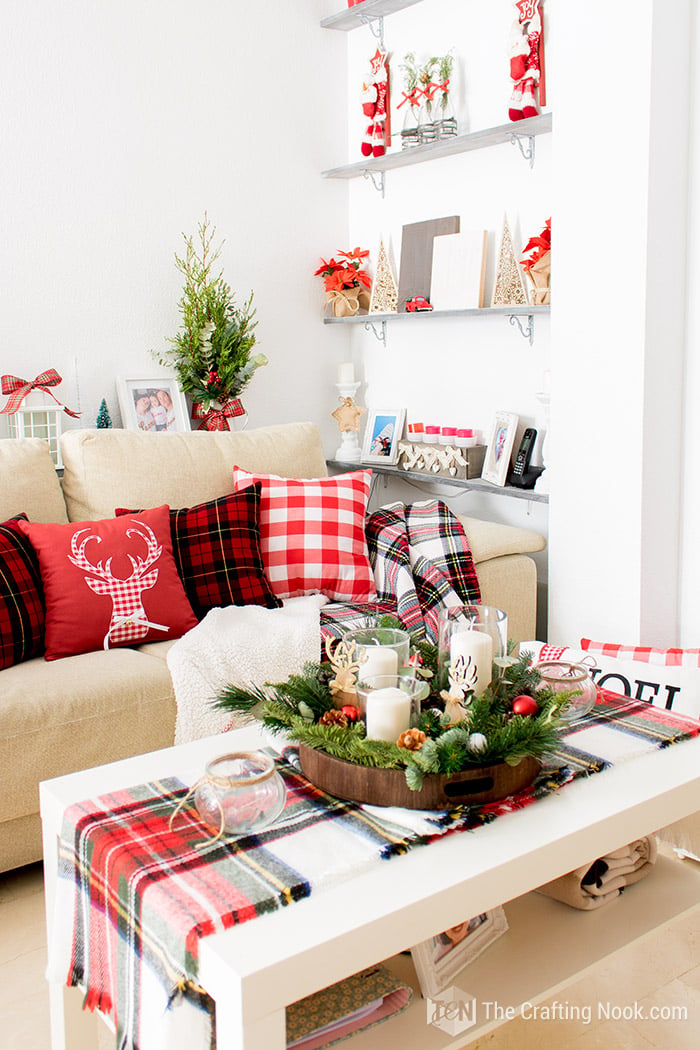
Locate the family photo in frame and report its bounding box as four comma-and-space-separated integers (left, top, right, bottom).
117, 378, 190, 434
411, 907, 509, 999
481, 410, 519, 487
361, 408, 406, 465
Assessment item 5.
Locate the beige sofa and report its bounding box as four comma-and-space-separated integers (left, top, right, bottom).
0, 422, 546, 873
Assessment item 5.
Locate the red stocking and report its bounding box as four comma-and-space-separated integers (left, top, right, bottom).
508, 79, 524, 121
510, 20, 529, 81
372, 78, 388, 157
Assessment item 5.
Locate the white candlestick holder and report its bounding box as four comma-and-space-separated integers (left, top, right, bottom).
332, 381, 363, 463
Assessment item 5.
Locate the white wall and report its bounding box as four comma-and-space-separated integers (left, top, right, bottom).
2, 0, 348, 448
680, 4, 700, 646
548, 0, 691, 646
5, 0, 698, 647
340, 0, 552, 628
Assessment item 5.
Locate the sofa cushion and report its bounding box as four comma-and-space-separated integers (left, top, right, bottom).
0, 647, 175, 822
0, 515, 45, 669
116, 485, 281, 618
0, 438, 68, 523
19, 505, 197, 659
60, 422, 328, 521
232, 466, 376, 601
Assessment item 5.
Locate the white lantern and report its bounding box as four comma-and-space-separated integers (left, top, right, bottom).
7, 389, 64, 468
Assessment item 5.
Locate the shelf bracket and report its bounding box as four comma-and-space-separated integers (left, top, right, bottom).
359, 14, 384, 50
362, 169, 385, 197
509, 313, 535, 345
364, 320, 387, 346
510, 133, 536, 168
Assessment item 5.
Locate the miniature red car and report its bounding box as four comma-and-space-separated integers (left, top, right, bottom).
404, 296, 433, 312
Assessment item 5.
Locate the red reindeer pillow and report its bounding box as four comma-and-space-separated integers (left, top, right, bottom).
19, 505, 197, 660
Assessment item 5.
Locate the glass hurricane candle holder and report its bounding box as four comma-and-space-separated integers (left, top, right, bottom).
342, 626, 411, 684
355, 673, 424, 742
194, 751, 286, 836
534, 661, 598, 722
437, 606, 508, 699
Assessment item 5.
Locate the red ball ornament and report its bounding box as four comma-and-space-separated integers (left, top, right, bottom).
512, 694, 539, 717
341, 704, 360, 722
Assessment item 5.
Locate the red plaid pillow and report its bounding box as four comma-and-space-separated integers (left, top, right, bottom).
116, 486, 280, 618
19, 506, 197, 660
232, 467, 376, 601
0, 515, 45, 669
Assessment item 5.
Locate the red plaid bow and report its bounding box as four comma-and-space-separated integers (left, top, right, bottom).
191, 398, 245, 431
0, 369, 81, 417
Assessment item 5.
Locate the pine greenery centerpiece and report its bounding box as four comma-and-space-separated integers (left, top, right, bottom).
214, 619, 576, 793
154, 216, 267, 419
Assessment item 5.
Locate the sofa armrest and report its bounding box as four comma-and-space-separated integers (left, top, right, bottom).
456, 514, 546, 566
456, 515, 546, 645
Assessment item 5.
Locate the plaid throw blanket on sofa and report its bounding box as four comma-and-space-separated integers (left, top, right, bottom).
321, 499, 480, 644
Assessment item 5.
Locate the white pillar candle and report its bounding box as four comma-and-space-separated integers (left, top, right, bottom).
360, 645, 398, 681
365, 686, 411, 742
337, 362, 355, 384
450, 630, 493, 697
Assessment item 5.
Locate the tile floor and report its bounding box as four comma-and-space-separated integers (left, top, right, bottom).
2, 859, 699, 1050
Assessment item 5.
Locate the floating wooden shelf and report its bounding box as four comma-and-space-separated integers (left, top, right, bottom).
327, 459, 550, 505
322, 113, 552, 180
320, 0, 424, 33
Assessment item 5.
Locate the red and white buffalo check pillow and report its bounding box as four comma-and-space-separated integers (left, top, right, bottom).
232, 467, 376, 601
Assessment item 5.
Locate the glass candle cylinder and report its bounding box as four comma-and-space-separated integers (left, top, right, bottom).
342, 627, 411, 685
194, 751, 286, 835
437, 606, 508, 699
534, 661, 598, 722
356, 674, 423, 741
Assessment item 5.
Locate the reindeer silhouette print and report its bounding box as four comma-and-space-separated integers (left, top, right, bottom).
68, 521, 169, 649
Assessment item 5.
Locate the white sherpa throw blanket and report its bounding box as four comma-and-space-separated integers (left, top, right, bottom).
168, 595, 327, 744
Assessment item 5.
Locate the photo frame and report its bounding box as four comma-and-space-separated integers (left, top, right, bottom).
481, 410, 519, 486
117, 378, 190, 434
411, 907, 509, 999
361, 408, 406, 465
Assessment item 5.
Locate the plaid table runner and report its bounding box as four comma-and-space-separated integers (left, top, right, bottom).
54, 692, 700, 1050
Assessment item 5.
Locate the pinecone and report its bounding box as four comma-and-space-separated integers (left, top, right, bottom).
319, 709, 349, 728
397, 728, 426, 751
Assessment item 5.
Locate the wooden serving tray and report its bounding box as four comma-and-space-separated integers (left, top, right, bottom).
298, 745, 540, 810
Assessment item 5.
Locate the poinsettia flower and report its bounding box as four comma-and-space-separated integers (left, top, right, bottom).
314, 257, 340, 276
337, 247, 370, 261
521, 219, 551, 271
325, 270, 349, 292
356, 269, 372, 289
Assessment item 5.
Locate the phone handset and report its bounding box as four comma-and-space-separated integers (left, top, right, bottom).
508, 428, 543, 488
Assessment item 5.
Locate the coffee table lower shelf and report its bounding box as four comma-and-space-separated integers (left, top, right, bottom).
345, 853, 700, 1048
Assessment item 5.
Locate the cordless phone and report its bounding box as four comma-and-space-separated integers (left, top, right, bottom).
508, 428, 544, 488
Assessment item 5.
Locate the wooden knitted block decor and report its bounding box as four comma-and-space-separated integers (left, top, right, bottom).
397, 441, 486, 480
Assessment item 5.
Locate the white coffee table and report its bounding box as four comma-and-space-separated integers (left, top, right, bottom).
40, 723, 700, 1050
